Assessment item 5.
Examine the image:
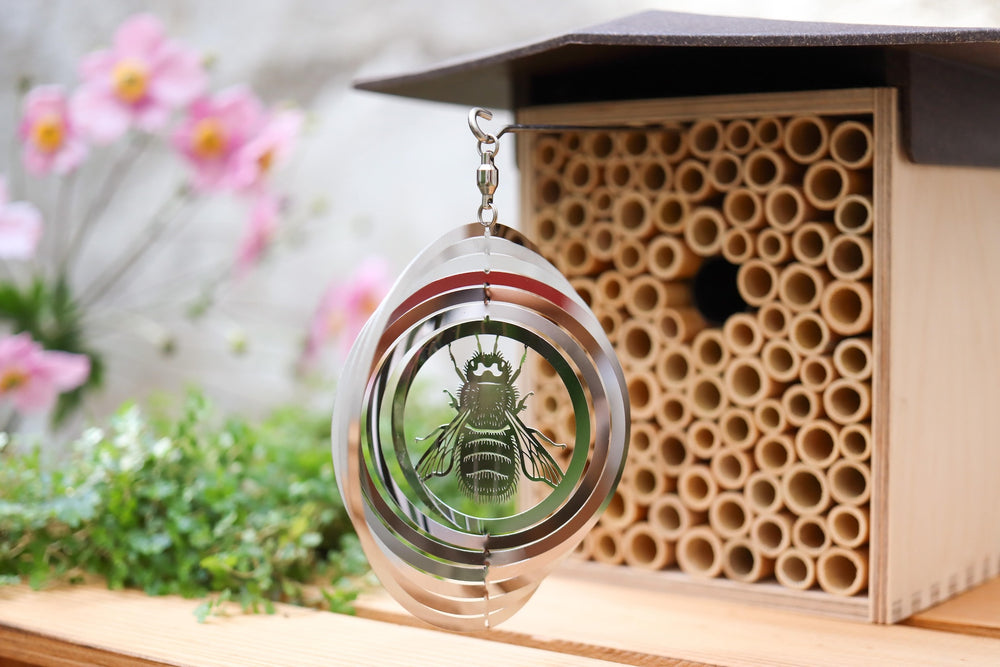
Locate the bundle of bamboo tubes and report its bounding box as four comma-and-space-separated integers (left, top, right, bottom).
526, 113, 874, 598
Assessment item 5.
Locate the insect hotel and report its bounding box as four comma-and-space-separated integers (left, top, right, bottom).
356, 11, 1000, 623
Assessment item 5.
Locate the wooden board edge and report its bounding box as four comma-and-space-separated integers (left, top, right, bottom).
0, 624, 172, 667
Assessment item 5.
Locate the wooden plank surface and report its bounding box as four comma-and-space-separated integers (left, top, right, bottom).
907, 576, 1000, 639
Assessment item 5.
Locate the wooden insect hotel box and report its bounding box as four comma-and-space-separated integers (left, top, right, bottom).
356, 11, 1000, 623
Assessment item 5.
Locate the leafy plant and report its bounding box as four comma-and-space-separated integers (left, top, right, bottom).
0, 392, 368, 619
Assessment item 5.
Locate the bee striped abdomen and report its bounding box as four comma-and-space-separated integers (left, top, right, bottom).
458, 426, 520, 501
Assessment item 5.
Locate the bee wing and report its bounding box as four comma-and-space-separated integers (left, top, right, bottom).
414, 410, 470, 481
510, 414, 565, 488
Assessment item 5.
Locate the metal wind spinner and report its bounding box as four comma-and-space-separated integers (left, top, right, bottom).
331, 108, 629, 631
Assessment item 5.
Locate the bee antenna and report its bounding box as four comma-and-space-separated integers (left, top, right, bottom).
492, 336, 499, 354
511, 344, 528, 382
448, 344, 464, 381
476, 334, 483, 355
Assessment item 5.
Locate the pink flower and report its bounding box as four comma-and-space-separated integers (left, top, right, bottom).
235, 192, 281, 276
18, 86, 88, 175
230, 109, 303, 193
303, 258, 392, 365
72, 13, 207, 143
172, 86, 264, 192
0, 177, 43, 259
0, 333, 90, 413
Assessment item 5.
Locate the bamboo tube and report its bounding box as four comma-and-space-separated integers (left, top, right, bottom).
596, 272, 628, 309
596, 308, 623, 343
789, 311, 837, 356
795, 420, 841, 468
690, 374, 728, 420
574, 528, 594, 560
710, 492, 754, 538
687, 420, 724, 460
675, 161, 716, 202
586, 221, 621, 264
800, 355, 835, 392
757, 228, 794, 264
761, 338, 801, 383
534, 209, 561, 245
723, 538, 775, 583
708, 152, 743, 192
782, 386, 823, 428
817, 547, 869, 596
601, 485, 643, 530
630, 460, 673, 505
559, 236, 607, 276
689, 119, 725, 158
720, 406, 759, 451
653, 192, 689, 234
834, 194, 874, 235
776, 548, 817, 590
658, 307, 707, 344
823, 378, 872, 425
722, 228, 757, 264
605, 156, 638, 192
563, 154, 602, 194
710, 448, 755, 490
559, 131, 582, 152
838, 423, 872, 461
827, 234, 873, 280
803, 160, 871, 210
623, 523, 675, 570
684, 207, 728, 257
569, 278, 597, 311
737, 259, 779, 306
626, 275, 690, 319
828, 459, 872, 505
751, 512, 793, 558
648, 236, 701, 280
782, 463, 832, 516
821, 281, 873, 336
677, 527, 725, 579
534, 135, 566, 173
589, 185, 615, 219
678, 465, 719, 512
657, 431, 693, 477
638, 159, 673, 197
723, 312, 764, 356
617, 318, 661, 370
778, 263, 831, 312
651, 124, 689, 163
792, 514, 832, 557
724, 119, 755, 155
753, 398, 788, 434
753, 116, 784, 150
628, 421, 659, 463
828, 505, 870, 549
616, 130, 652, 158
589, 523, 625, 565
754, 433, 795, 474
764, 185, 815, 232
744, 149, 798, 193
536, 172, 563, 207
724, 356, 780, 407
656, 345, 696, 389
614, 191, 656, 239
691, 329, 730, 374
757, 301, 791, 339
627, 369, 661, 420
829, 120, 874, 169
649, 494, 704, 541
612, 236, 648, 277
784, 115, 833, 164
745, 472, 785, 516
791, 222, 838, 267
558, 195, 592, 236
656, 393, 693, 432
584, 131, 615, 160
723, 188, 765, 229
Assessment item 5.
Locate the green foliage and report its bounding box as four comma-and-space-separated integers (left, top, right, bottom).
0, 392, 368, 619
0, 276, 103, 424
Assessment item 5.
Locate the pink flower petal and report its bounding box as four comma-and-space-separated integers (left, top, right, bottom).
149, 43, 207, 106
39, 350, 91, 391
71, 86, 130, 144
79, 50, 116, 89
0, 200, 43, 259
113, 14, 166, 59
236, 193, 281, 276
0, 334, 89, 414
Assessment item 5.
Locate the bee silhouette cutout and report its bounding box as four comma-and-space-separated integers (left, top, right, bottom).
415, 337, 566, 503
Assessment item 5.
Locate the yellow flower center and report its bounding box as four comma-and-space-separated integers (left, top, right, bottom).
360, 292, 380, 317
112, 58, 150, 103
32, 113, 65, 153
0, 369, 27, 393
192, 119, 227, 159
257, 149, 275, 173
